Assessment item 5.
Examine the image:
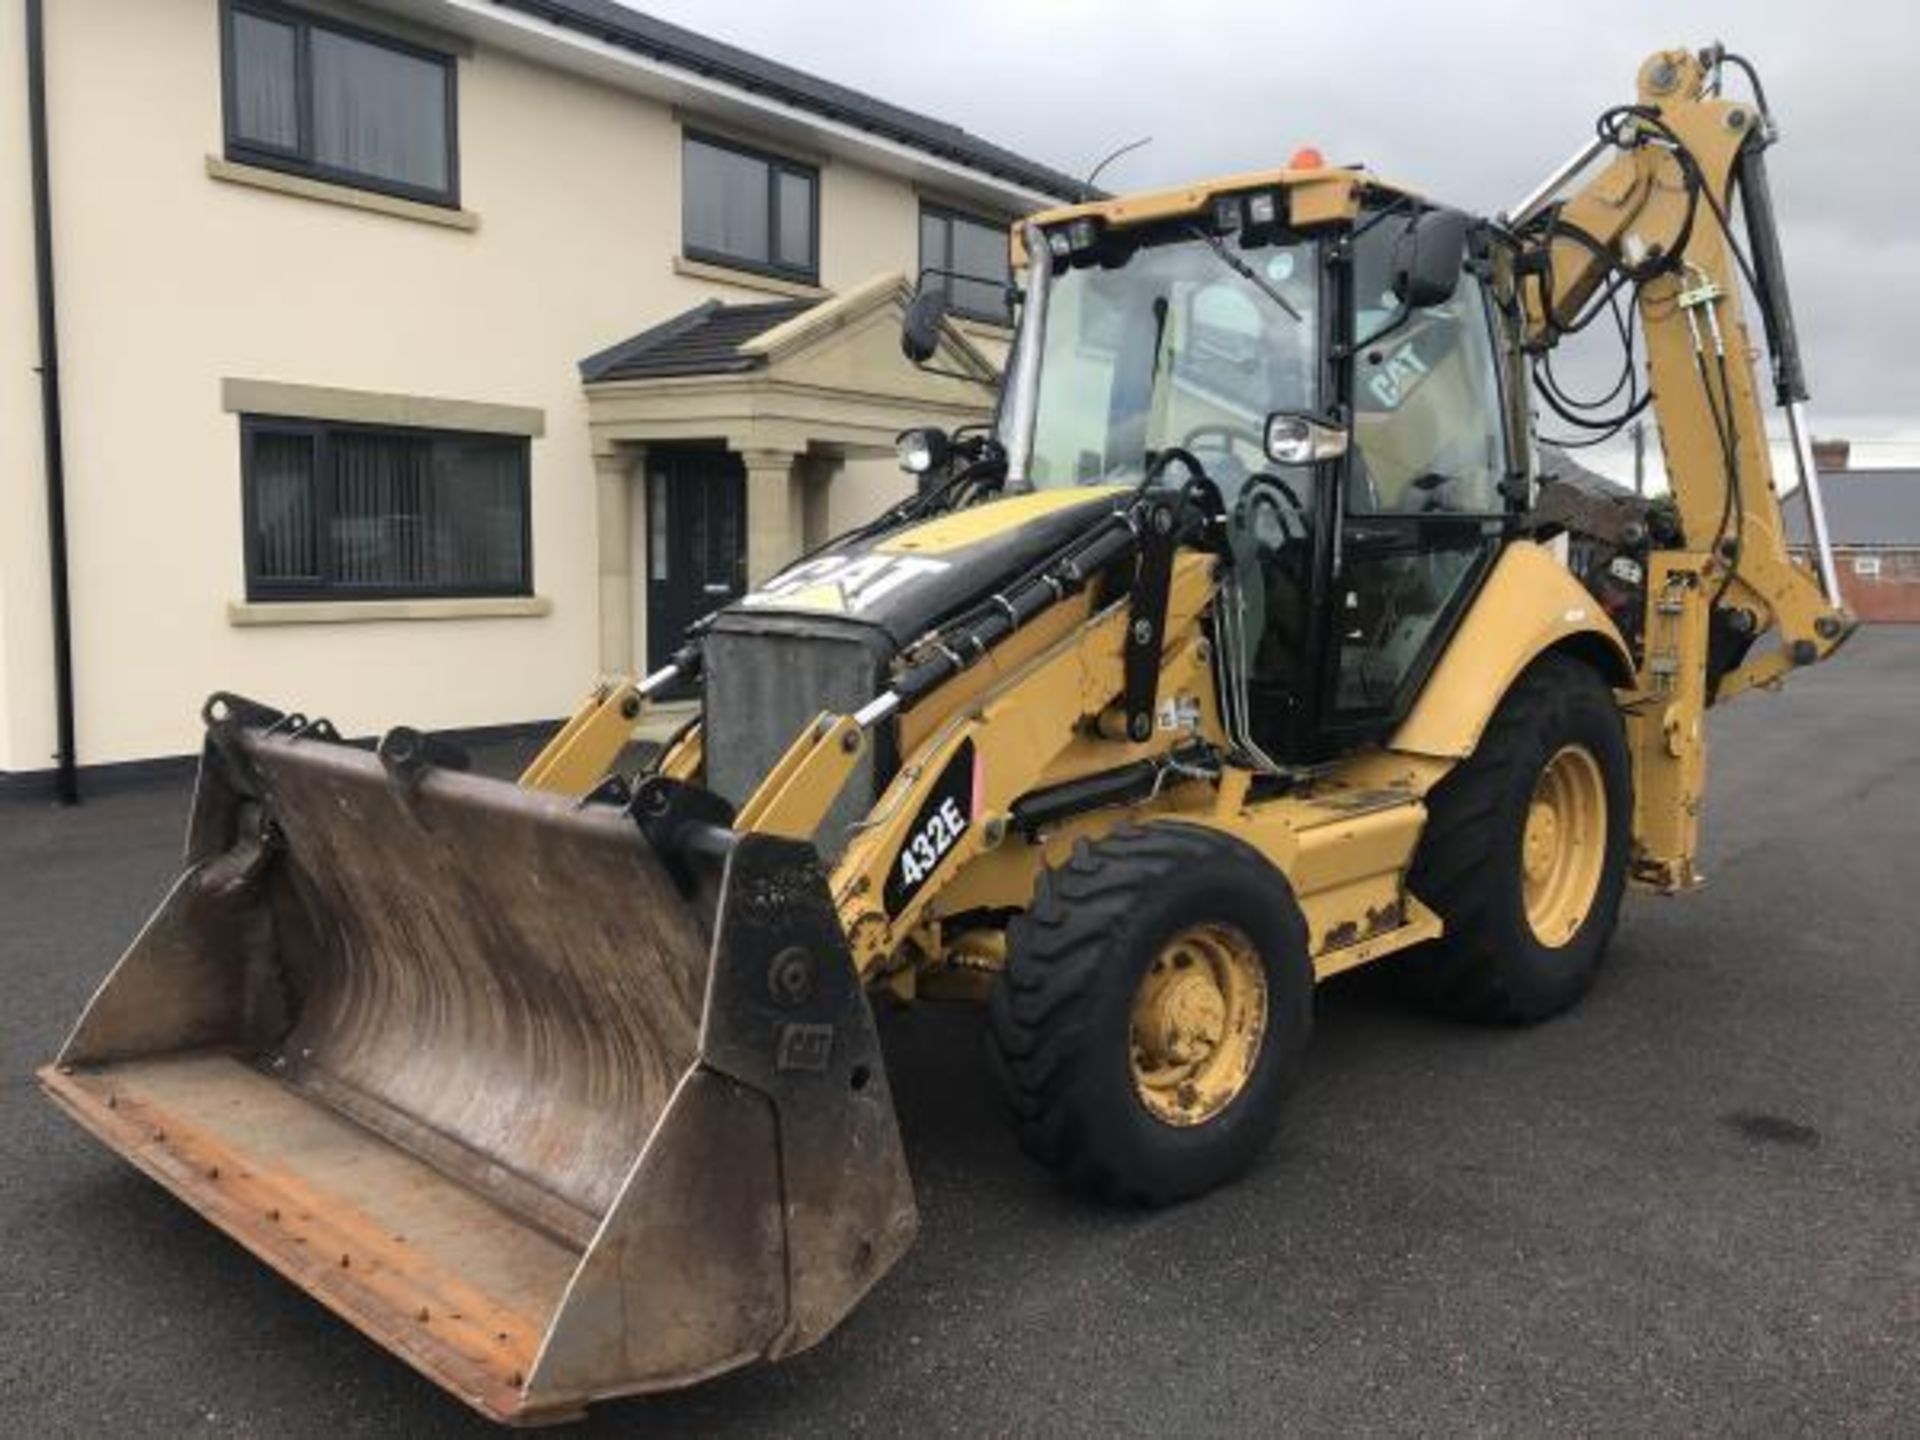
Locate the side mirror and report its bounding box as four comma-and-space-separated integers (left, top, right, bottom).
1391, 208, 1470, 310
901, 281, 948, 364
1264, 412, 1349, 466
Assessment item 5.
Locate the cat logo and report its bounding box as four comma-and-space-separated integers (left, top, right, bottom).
741, 553, 951, 615
1366, 338, 1432, 410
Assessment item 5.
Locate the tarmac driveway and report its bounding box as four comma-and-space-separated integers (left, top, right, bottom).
4, 630, 1917, 1436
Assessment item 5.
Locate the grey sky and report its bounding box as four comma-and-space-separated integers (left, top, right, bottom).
637, 0, 1919, 470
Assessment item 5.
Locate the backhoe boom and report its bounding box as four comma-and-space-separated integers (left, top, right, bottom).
1506, 46, 1853, 887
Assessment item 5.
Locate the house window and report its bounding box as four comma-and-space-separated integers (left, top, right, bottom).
242, 418, 530, 600
682, 133, 818, 281
222, 1, 458, 207
1852, 554, 1883, 578
919, 205, 1011, 324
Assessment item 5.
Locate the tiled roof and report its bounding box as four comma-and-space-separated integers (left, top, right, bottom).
1539, 445, 1635, 496
492, 1, 1095, 203
578, 298, 812, 382
1784, 470, 1920, 547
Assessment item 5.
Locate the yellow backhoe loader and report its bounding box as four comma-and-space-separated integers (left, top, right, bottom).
41, 44, 1852, 1424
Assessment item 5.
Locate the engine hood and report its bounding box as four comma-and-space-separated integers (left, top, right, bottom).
720, 485, 1129, 648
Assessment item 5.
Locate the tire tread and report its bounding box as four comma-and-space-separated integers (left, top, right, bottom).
1402, 654, 1630, 1024
987, 822, 1308, 1205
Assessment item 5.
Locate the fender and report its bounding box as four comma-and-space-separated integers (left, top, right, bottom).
1389, 540, 1635, 760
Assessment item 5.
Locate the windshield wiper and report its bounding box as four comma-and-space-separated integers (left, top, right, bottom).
1183, 224, 1302, 322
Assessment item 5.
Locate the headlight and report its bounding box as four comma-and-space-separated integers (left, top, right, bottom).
896, 427, 950, 475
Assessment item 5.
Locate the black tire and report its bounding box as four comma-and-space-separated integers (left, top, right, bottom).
986, 822, 1312, 1206
1401, 653, 1632, 1024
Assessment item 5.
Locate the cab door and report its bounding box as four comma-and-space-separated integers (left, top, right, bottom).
1318, 222, 1517, 747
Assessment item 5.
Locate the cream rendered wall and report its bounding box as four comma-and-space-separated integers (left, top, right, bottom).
827, 455, 912, 537
822, 159, 924, 293
30, 0, 996, 767
0, 0, 53, 774
812, 322, 1012, 542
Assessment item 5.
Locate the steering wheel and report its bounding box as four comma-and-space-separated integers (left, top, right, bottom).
1143, 445, 1212, 490
1180, 422, 1262, 464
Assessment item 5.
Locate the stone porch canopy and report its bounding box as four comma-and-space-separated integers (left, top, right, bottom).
579, 271, 1002, 671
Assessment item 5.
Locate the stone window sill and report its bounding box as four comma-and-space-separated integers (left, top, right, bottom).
673, 255, 827, 301
227, 596, 551, 626
207, 157, 480, 232
220, 378, 543, 437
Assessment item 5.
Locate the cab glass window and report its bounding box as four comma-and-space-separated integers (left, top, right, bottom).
1347, 216, 1506, 516
1025, 236, 1318, 493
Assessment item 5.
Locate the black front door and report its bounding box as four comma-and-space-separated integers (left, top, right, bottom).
646, 446, 746, 671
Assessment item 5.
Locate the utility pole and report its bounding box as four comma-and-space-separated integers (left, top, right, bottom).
1631, 419, 1646, 496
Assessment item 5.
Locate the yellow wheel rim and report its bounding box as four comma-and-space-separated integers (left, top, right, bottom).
1128, 924, 1267, 1127
1522, 744, 1608, 948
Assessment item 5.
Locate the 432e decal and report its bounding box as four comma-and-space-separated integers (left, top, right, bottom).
883, 740, 978, 917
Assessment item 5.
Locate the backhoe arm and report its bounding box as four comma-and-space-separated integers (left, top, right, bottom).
1513, 46, 1853, 704
1506, 47, 1855, 892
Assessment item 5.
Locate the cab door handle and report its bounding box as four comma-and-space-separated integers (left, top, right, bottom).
1342, 523, 1398, 548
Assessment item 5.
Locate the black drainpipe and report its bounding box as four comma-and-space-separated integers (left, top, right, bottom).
25, 0, 78, 805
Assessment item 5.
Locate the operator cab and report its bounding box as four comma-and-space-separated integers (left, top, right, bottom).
905, 172, 1529, 765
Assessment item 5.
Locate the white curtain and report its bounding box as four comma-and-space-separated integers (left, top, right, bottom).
311, 30, 448, 193
232, 11, 299, 150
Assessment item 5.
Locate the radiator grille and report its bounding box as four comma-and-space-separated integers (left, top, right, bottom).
702, 622, 894, 855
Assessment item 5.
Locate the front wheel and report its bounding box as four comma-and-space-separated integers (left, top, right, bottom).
986, 823, 1313, 1206
1401, 653, 1632, 1024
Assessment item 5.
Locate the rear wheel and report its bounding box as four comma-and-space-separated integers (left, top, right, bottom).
986, 823, 1312, 1205
1402, 653, 1631, 1023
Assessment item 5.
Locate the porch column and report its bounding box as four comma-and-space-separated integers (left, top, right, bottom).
800, 453, 834, 552
593, 446, 637, 673
738, 447, 804, 585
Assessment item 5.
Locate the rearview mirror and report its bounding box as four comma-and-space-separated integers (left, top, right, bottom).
1391, 208, 1470, 310
1265, 412, 1349, 466
901, 281, 948, 364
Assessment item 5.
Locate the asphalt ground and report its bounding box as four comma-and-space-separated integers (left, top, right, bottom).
5, 629, 1918, 1437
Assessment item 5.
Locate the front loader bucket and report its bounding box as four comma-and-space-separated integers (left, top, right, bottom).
38, 699, 916, 1425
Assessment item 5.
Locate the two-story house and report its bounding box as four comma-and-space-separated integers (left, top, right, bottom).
2, 0, 1087, 795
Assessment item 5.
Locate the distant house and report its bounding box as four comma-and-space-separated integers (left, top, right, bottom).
2, 0, 1087, 791
1784, 443, 1920, 623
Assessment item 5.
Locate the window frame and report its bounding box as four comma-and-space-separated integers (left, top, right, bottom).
918, 201, 1013, 326
220, 0, 461, 209
241, 415, 533, 603
680, 130, 821, 283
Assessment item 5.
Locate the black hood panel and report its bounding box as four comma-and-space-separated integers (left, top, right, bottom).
713, 486, 1129, 649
